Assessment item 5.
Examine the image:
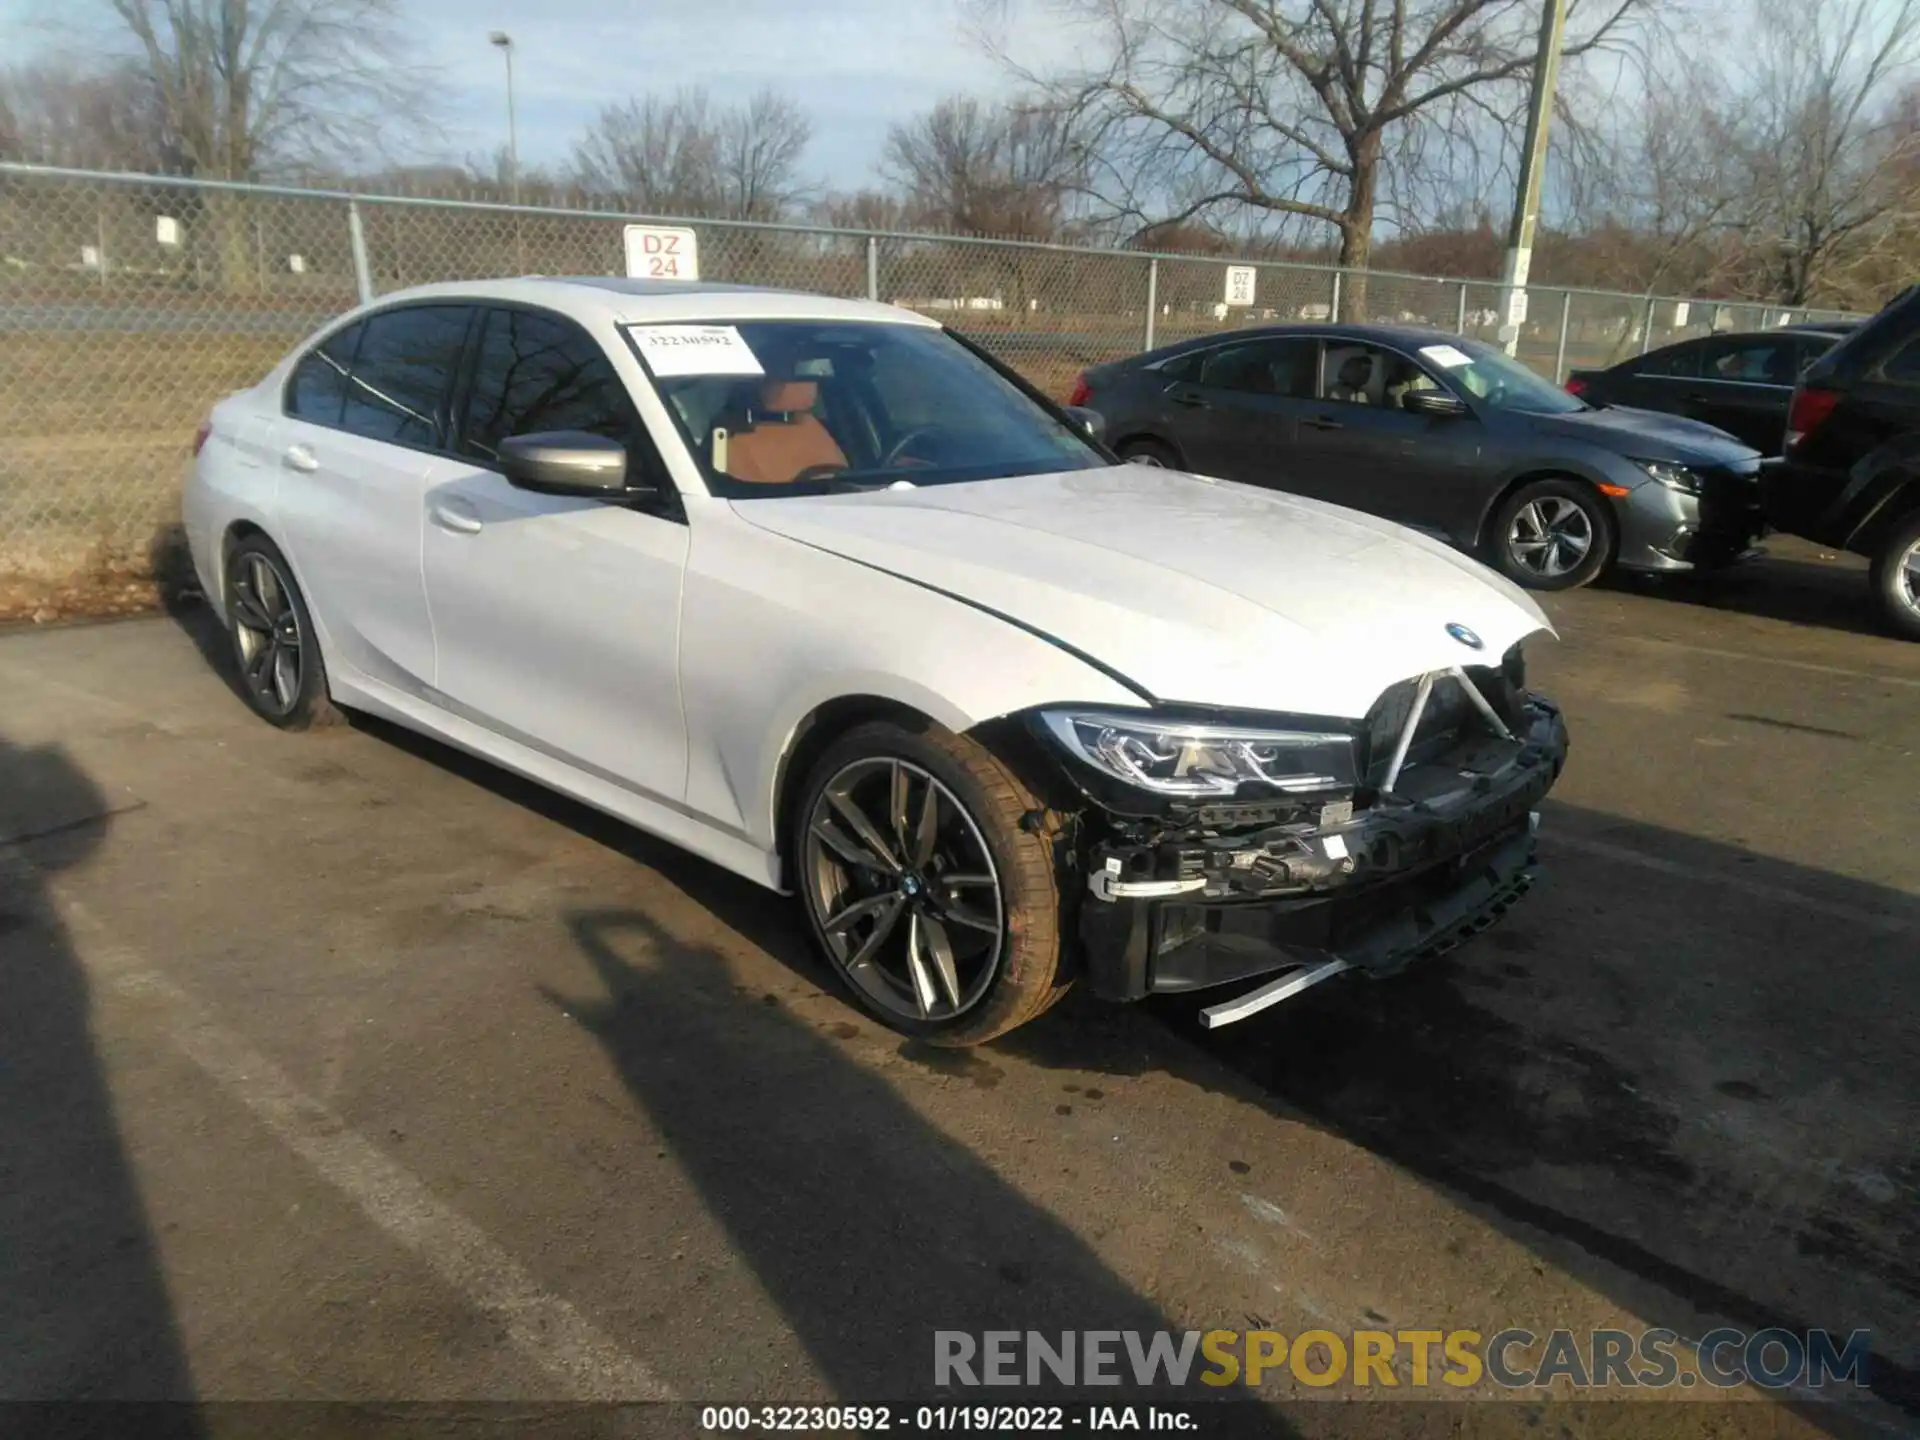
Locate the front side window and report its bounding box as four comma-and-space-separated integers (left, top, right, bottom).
1416, 337, 1587, 414
629, 319, 1105, 496
461, 308, 638, 461
1705, 338, 1791, 384
340, 305, 473, 448
285, 322, 364, 426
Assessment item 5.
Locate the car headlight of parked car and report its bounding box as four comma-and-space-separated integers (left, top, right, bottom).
1039, 710, 1358, 798
1632, 459, 1703, 496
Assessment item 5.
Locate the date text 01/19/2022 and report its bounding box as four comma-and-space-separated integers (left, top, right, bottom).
698, 1404, 1197, 1431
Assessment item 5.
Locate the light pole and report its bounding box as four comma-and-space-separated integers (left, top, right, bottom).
489, 31, 519, 206
1498, 0, 1566, 356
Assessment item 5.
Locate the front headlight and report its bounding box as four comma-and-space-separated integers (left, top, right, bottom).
1039, 710, 1357, 798
1633, 458, 1703, 495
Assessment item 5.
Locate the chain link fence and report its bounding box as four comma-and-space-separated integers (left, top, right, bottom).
0, 162, 1861, 616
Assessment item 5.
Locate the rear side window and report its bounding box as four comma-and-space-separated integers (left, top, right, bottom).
1198, 338, 1317, 397
341, 305, 474, 448
1637, 341, 1701, 378
285, 322, 363, 426
1876, 334, 1920, 385
459, 308, 637, 461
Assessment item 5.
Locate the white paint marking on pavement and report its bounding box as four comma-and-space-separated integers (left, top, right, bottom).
0, 853, 674, 1402
1541, 833, 1913, 936
1620, 636, 1920, 691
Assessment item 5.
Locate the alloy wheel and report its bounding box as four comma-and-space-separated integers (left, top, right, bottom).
229, 552, 304, 717
803, 756, 1005, 1023
1507, 497, 1595, 579
1899, 537, 1920, 618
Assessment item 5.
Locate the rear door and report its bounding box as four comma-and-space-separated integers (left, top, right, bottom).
273, 304, 473, 695
1159, 336, 1321, 486
1686, 335, 1797, 451
420, 305, 690, 807
1612, 338, 1704, 414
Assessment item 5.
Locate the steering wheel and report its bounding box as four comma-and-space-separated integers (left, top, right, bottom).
792, 462, 850, 484
880, 426, 945, 468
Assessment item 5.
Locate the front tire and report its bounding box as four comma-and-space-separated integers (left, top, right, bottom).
1869, 512, 1920, 641
223, 534, 341, 729
1117, 437, 1180, 468
791, 719, 1069, 1046
1488, 478, 1615, 590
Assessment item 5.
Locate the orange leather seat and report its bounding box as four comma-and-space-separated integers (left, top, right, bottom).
724, 380, 848, 485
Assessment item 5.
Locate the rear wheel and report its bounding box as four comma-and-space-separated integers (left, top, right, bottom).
1489, 478, 1615, 590
1869, 513, 1920, 641
792, 720, 1069, 1046
1117, 437, 1180, 468
223, 534, 341, 729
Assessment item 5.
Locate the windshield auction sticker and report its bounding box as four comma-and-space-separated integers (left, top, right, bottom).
628, 325, 765, 377
1418, 343, 1474, 368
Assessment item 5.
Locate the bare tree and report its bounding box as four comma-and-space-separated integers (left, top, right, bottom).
0, 59, 171, 169
89, 0, 429, 180
879, 94, 1086, 237
1734, 0, 1920, 305
573, 87, 814, 221
980, 0, 1644, 274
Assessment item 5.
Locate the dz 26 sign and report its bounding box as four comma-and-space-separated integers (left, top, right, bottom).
624, 225, 700, 281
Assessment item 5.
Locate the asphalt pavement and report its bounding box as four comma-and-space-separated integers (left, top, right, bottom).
1, 536, 1915, 1437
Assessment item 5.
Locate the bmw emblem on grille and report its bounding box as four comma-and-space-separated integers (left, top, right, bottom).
1446, 622, 1484, 650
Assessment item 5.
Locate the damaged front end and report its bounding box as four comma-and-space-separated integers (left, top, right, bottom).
1029, 647, 1569, 1028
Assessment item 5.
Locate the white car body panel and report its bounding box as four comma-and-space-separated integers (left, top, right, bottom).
183, 278, 1552, 894
731, 466, 1550, 719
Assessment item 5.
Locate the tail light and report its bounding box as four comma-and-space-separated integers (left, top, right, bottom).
1564, 375, 1588, 397
1067, 373, 1091, 407
1785, 386, 1840, 449
192, 419, 213, 456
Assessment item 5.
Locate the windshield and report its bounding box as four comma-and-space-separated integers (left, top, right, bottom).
1414, 338, 1587, 415
626, 319, 1107, 496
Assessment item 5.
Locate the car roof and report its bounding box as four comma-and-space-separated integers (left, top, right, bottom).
350, 276, 940, 329
1142, 321, 1481, 359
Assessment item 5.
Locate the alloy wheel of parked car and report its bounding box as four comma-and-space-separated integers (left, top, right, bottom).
1869, 514, 1920, 641
1117, 438, 1178, 468
1490, 480, 1614, 591
794, 721, 1069, 1045
224, 535, 339, 729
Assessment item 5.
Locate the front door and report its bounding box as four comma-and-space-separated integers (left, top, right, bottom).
420, 305, 691, 808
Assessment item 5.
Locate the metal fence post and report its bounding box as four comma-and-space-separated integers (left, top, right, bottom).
1456, 282, 1468, 335
348, 199, 373, 304
865, 235, 878, 302
1144, 257, 1159, 350
1640, 294, 1656, 355
1330, 269, 1343, 323
1555, 291, 1572, 382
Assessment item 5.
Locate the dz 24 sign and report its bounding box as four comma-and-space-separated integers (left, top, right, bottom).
624, 225, 700, 281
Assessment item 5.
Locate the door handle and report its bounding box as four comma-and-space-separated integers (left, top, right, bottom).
282, 443, 319, 473
1170, 390, 1210, 409
429, 501, 483, 535
1303, 416, 1344, 431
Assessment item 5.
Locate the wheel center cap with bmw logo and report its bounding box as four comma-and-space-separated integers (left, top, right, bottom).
1446, 622, 1484, 650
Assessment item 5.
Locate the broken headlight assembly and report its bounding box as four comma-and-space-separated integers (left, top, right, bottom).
1038, 710, 1358, 800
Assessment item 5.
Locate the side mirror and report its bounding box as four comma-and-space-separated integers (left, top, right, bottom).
499, 431, 631, 496
1061, 404, 1107, 444
1403, 389, 1469, 418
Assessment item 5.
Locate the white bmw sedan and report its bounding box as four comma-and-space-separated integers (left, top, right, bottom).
185, 278, 1569, 1044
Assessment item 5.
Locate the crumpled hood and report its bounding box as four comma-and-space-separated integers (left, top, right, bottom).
1529, 405, 1762, 466
731, 467, 1553, 719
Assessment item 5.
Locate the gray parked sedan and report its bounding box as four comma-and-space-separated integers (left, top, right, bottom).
1072, 323, 1766, 590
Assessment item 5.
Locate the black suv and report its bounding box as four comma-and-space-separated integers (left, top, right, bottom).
1761, 286, 1920, 638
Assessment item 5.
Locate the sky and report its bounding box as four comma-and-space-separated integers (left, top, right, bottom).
4, 0, 1079, 187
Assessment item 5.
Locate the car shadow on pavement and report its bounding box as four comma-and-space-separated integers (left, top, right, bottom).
548, 905, 1257, 1415
0, 735, 201, 1429
1603, 546, 1889, 638
996, 802, 1920, 1428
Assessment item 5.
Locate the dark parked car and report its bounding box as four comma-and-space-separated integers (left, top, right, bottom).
1566, 324, 1852, 455
1073, 325, 1766, 591
1761, 287, 1920, 638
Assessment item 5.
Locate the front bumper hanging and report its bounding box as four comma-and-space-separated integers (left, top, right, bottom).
1076, 686, 1568, 1027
